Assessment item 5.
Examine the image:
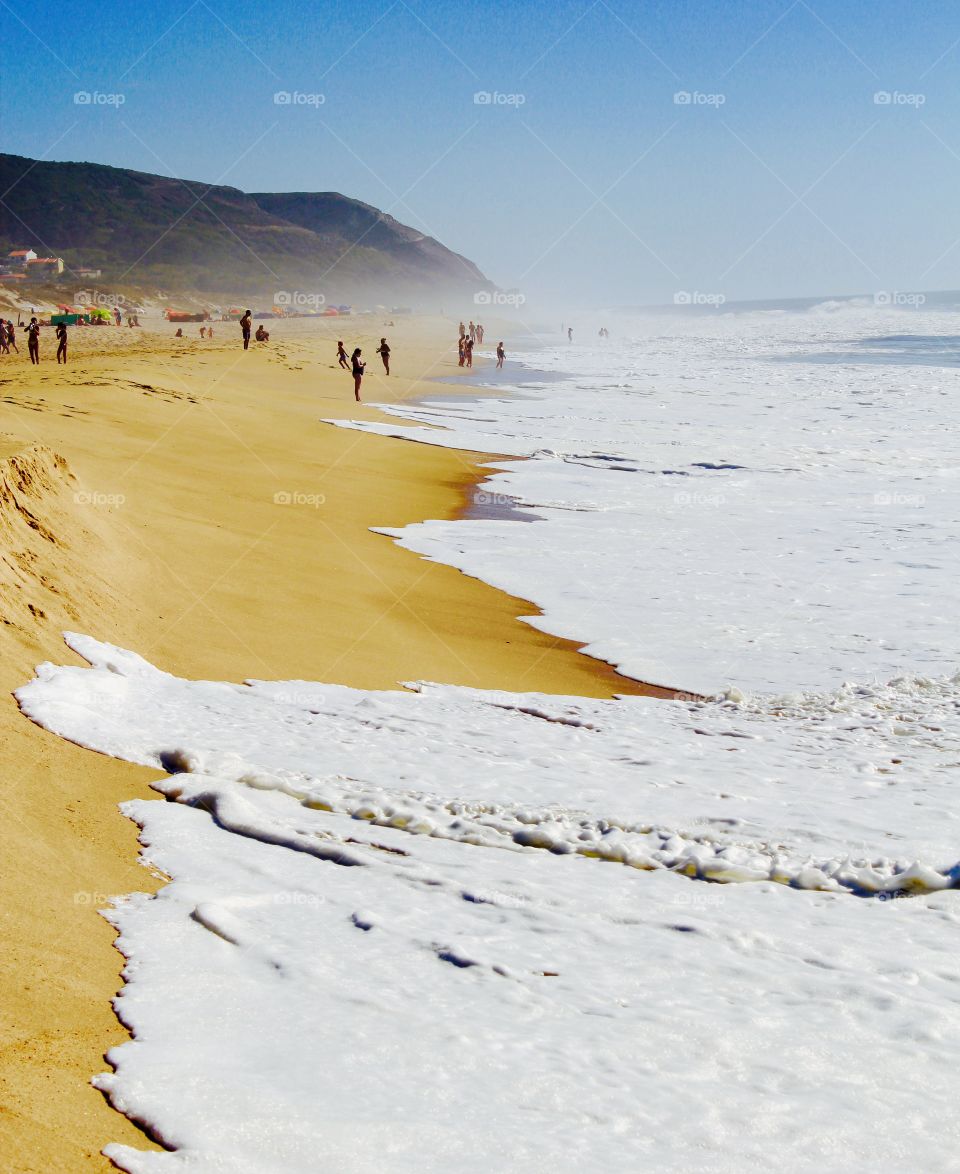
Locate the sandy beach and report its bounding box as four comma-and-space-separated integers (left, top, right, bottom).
0, 314, 671, 1171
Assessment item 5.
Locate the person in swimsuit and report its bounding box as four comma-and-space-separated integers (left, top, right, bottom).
567, 326, 573, 342
337, 340, 349, 369
476, 323, 484, 343
458, 337, 465, 367
207, 325, 214, 338
26, 317, 40, 364
200, 326, 206, 338
464, 336, 474, 368
56, 320, 68, 364
8, 322, 18, 353
458, 321, 465, 340
351, 347, 365, 401
240, 309, 252, 350
255, 325, 270, 342
0, 321, 7, 355
376, 337, 390, 375
496, 341, 505, 368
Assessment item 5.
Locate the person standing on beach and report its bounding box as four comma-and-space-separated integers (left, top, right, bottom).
458, 321, 465, 340
55, 321, 68, 364
376, 337, 390, 375
240, 309, 252, 351
568, 326, 573, 342
468, 320, 476, 342
464, 336, 474, 368
26, 317, 40, 364
476, 323, 484, 344
351, 347, 365, 401
337, 340, 349, 369
496, 341, 505, 368
0, 321, 7, 355
8, 322, 17, 353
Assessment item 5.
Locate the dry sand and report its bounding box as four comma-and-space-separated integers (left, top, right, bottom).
0, 315, 674, 1170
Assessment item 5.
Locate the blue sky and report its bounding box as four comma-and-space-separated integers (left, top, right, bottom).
5, 0, 960, 306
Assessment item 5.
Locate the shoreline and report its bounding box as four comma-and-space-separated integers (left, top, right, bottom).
0, 315, 679, 1171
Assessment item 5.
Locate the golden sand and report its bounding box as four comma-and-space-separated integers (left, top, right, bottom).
0, 315, 673, 1170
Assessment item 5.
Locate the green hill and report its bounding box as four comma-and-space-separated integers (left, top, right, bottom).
0, 154, 492, 306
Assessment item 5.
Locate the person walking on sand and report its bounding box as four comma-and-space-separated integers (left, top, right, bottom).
55, 320, 68, 364
337, 340, 349, 369
376, 337, 390, 375
8, 321, 19, 354
351, 347, 365, 401
464, 336, 474, 368
240, 309, 252, 351
458, 321, 465, 340
200, 326, 206, 339
496, 341, 505, 368
476, 323, 484, 344
458, 336, 465, 367
468, 320, 476, 342
0, 321, 7, 355
26, 317, 40, 364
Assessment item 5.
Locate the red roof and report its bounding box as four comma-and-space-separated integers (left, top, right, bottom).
9, 249, 33, 257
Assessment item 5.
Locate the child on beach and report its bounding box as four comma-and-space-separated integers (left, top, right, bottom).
55, 321, 68, 364
376, 337, 390, 375
496, 341, 505, 368
337, 340, 349, 369
351, 347, 365, 401
26, 317, 40, 364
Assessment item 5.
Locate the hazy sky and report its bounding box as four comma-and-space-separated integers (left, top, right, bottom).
5, 0, 960, 307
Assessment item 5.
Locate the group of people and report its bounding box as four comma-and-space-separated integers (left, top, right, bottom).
457, 318, 506, 370
336, 336, 390, 401
0, 319, 19, 355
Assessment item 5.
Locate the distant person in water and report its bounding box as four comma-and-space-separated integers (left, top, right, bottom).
464, 336, 474, 368
496, 341, 505, 368
55, 320, 68, 364
337, 340, 349, 369
351, 347, 365, 401
26, 317, 40, 364
567, 326, 573, 342
240, 309, 252, 350
376, 337, 390, 375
